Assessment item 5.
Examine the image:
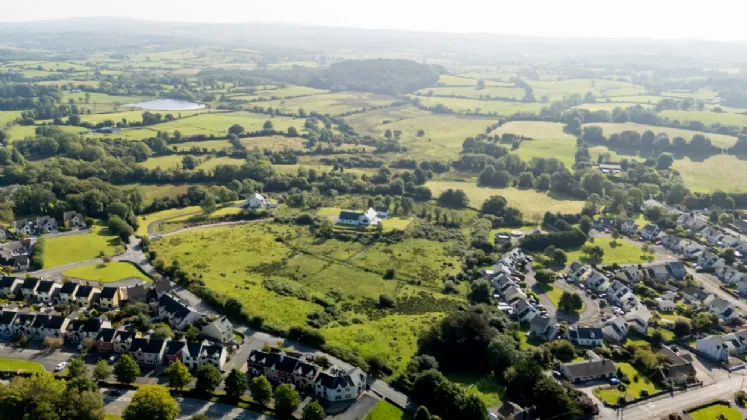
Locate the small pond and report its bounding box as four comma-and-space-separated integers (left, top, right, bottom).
123, 99, 206, 111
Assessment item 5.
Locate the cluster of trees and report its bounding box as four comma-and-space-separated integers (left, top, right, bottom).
581, 126, 720, 157
0, 83, 61, 112
308, 59, 442, 96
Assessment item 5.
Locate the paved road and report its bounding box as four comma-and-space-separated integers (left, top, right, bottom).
525, 267, 600, 325
691, 269, 747, 313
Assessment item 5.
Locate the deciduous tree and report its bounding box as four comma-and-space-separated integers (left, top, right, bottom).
123, 385, 178, 420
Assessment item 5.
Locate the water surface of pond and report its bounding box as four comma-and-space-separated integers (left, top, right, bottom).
124, 99, 206, 111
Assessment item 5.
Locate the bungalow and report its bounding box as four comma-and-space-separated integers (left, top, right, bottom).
601, 317, 628, 342
199, 316, 234, 344
559, 359, 616, 383
113, 330, 136, 354
13, 255, 29, 271
720, 235, 740, 248
646, 264, 669, 283
337, 208, 379, 226
58, 282, 79, 304
620, 219, 639, 236
595, 217, 616, 231
666, 262, 687, 280
678, 214, 707, 234
0, 276, 21, 296
655, 298, 675, 312
20, 278, 39, 299
586, 270, 610, 292
128, 338, 166, 366
30, 315, 69, 340
314, 367, 366, 402
246, 192, 271, 209
566, 327, 604, 347
704, 296, 737, 321
683, 242, 706, 259
11, 313, 36, 337
125, 284, 148, 304
697, 251, 726, 270
640, 224, 662, 241
157, 294, 203, 330
682, 287, 710, 307
374, 206, 389, 219
62, 211, 86, 229
94, 328, 118, 353
716, 266, 743, 285
625, 306, 651, 334
0, 311, 17, 336
529, 316, 559, 341
99, 286, 122, 309
75, 285, 99, 306
512, 299, 538, 323
67, 318, 107, 343
36, 280, 60, 303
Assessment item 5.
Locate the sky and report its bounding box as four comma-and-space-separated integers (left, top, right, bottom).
3, 0, 747, 42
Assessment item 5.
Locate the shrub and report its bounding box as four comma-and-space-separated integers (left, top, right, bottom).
378, 294, 396, 308
640, 389, 649, 397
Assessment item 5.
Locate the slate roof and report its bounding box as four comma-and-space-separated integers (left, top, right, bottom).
338, 211, 363, 222
569, 327, 603, 340
129, 338, 165, 354
36, 280, 56, 294
165, 340, 186, 356
0, 311, 17, 325
69, 318, 103, 333
32, 315, 66, 329
21, 278, 39, 290
201, 343, 224, 358
666, 262, 687, 278
126, 284, 147, 301
59, 282, 79, 294
0, 276, 18, 288
248, 350, 299, 373
158, 294, 192, 319
295, 360, 320, 377
682, 287, 705, 299
153, 278, 171, 294
186, 342, 203, 358
95, 328, 117, 342
569, 261, 583, 273
316, 367, 365, 390
561, 359, 616, 378
76, 285, 94, 298
100, 287, 119, 299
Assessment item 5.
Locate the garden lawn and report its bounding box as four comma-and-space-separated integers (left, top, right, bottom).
565, 237, 650, 265
594, 363, 660, 403
364, 400, 412, 420
445, 372, 505, 406
62, 262, 151, 283
688, 403, 742, 420
0, 357, 45, 373
316, 207, 342, 217
536, 283, 564, 307
43, 223, 123, 268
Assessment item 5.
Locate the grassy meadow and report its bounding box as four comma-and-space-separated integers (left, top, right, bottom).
260, 92, 398, 116
583, 122, 738, 148
43, 223, 123, 268
135, 206, 202, 236
229, 85, 328, 100
414, 96, 545, 115
62, 262, 151, 283
140, 155, 192, 170
659, 109, 747, 127
171, 139, 233, 152
512, 139, 577, 168
566, 237, 649, 265
197, 157, 246, 171
490, 121, 574, 140
437, 74, 512, 87
673, 155, 747, 193
529, 79, 645, 101
240, 136, 307, 151
416, 86, 525, 100
0, 110, 22, 127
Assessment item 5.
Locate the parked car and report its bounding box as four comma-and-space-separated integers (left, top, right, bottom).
54, 362, 67, 372
108, 355, 118, 364
609, 378, 620, 385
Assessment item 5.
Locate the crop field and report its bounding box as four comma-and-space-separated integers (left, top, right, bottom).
566, 237, 648, 265
140, 155, 192, 170
416, 86, 525, 100
673, 155, 747, 193
150, 222, 462, 372
196, 156, 246, 171
62, 262, 151, 283
171, 139, 233, 152
260, 92, 398, 116
529, 79, 646, 101
43, 223, 123, 268
582, 122, 738, 148
437, 74, 512, 87
0, 110, 22, 127
511, 139, 577, 169
240, 136, 308, 151
425, 181, 585, 221
229, 85, 328, 100
490, 121, 575, 140
413, 96, 545, 115
659, 109, 747, 127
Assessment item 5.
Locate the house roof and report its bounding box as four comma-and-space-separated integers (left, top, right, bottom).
130, 338, 165, 354
0, 276, 18, 288
316, 367, 365, 390
60, 282, 79, 294
657, 346, 689, 366
0, 311, 17, 325
338, 211, 363, 221
186, 342, 203, 357
248, 350, 300, 373
569, 327, 603, 340
36, 280, 56, 294
32, 315, 66, 329
100, 287, 119, 299
21, 278, 39, 289
96, 328, 117, 342
709, 297, 732, 311
76, 285, 94, 298
201, 344, 224, 358
127, 284, 148, 300
165, 340, 186, 356
201, 316, 232, 334
13, 313, 36, 326
569, 261, 583, 273
69, 318, 103, 333
158, 294, 193, 320
153, 278, 171, 294
666, 261, 686, 274
664, 363, 696, 379
561, 359, 616, 378
682, 287, 704, 298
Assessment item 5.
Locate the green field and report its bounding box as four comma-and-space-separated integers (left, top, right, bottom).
661, 88, 718, 100
37, 79, 101, 87
437, 74, 512, 87
491, 121, 575, 140
197, 157, 246, 171
172, 139, 233, 152
416, 86, 525, 100
413, 96, 545, 115
536, 283, 564, 307
261, 92, 398, 116
0, 357, 46, 373
72, 109, 209, 125
529, 79, 646, 101
572, 102, 651, 112
5, 125, 86, 142
659, 109, 747, 127
608, 95, 668, 104
512, 139, 577, 168
566, 237, 650, 265
688, 403, 742, 420
136, 205, 202, 236
589, 145, 641, 163
229, 85, 328, 100
43, 223, 123, 268
240, 136, 308, 151
146, 112, 303, 137
593, 363, 661, 403
364, 400, 411, 420
425, 181, 585, 222
0, 110, 22, 127
140, 155, 193, 170
62, 262, 151, 283
445, 372, 505, 406
128, 183, 195, 206
583, 122, 738, 148
673, 155, 747, 193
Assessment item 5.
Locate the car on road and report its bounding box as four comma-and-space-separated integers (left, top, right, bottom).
609, 378, 621, 385
54, 362, 67, 372
108, 355, 118, 364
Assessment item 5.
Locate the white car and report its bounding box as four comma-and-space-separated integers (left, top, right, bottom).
54, 362, 67, 372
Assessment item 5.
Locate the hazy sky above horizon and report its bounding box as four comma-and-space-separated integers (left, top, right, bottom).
4, 0, 747, 41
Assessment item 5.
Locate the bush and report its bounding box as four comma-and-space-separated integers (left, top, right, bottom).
378, 294, 396, 308
288, 326, 326, 347
640, 389, 649, 397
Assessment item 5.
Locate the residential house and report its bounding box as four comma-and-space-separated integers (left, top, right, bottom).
567, 262, 590, 283
246, 192, 271, 209
503, 285, 526, 304
586, 270, 611, 292
615, 266, 643, 284
99, 287, 122, 309
128, 338, 166, 366
157, 294, 202, 330
67, 318, 107, 343
58, 282, 79, 304
655, 297, 675, 312
337, 208, 379, 226
199, 316, 234, 344
494, 233, 511, 245
293, 359, 321, 391
618, 291, 641, 312
493, 249, 527, 274
720, 235, 740, 248
94, 328, 118, 353
682, 287, 709, 307
598, 163, 622, 174
529, 316, 559, 341
559, 359, 616, 383
655, 346, 697, 385
36, 280, 60, 303
153, 278, 171, 297
716, 266, 743, 285
62, 211, 86, 229
566, 327, 604, 347
374, 206, 389, 219
113, 330, 136, 354
11, 313, 36, 337
314, 367, 366, 402
0, 276, 21, 297
601, 317, 629, 342
683, 242, 706, 259
492, 274, 517, 295
125, 284, 148, 304
700, 227, 724, 245
0, 241, 32, 270
20, 278, 39, 299
198, 343, 227, 370
30, 315, 69, 340
620, 219, 639, 235
12, 255, 29, 271
646, 264, 670, 283
75, 285, 99, 306
0, 311, 17, 336
640, 224, 662, 241
14, 217, 57, 236
595, 217, 616, 231
247, 350, 300, 384
661, 235, 683, 252
164, 340, 186, 365
698, 251, 726, 270
666, 262, 687, 280
0, 226, 11, 241
678, 214, 707, 234
696, 335, 730, 362
704, 296, 737, 321
182, 342, 204, 370
608, 280, 631, 305
512, 299, 538, 323
625, 306, 652, 335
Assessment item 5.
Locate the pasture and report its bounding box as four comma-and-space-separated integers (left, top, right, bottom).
571, 102, 650, 112
73, 109, 209, 125
62, 262, 151, 283
512, 139, 577, 169
140, 155, 192, 170
659, 109, 747, 127
197, 156, 246, 171
136, 205, 202, 236
260, 92, 398, 116
0, 110, 22, 127
6, 125, 86, 142
490, 121, 575, 140
43, 223, 123, 268
171, 139, 233, 152
661, 88, 718, 100
582, 122, 738, 148
143, 112, 302, 137
673, 155, 747, 193
127, 183, 195, 207
608, 95, 668, 104
437, 74, 512, 87
416, 86, 525, 100
529, 79, 645, 101
229, 85, 328, 100
240, 136, 308, 151
414, 96, 545, 115
425, 181, 585, 221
